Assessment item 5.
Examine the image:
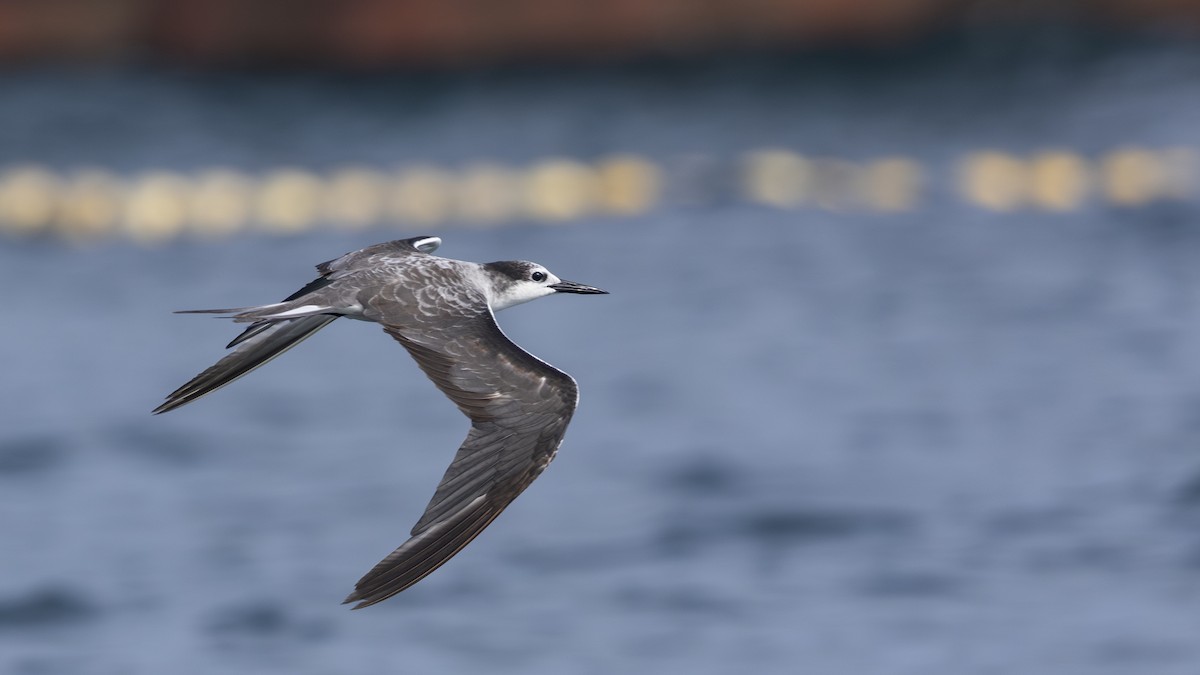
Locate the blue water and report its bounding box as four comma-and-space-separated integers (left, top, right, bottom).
3, 42, 1200, 674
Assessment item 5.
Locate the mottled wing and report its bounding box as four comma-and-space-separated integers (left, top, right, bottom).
317, 235, 441, 278
343, 308, 579, 608
222, 235, 441, 349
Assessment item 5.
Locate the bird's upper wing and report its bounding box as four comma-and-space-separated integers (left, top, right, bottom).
317, 235, 441, 278
219, 235, 443, 350
343, 306, 579, 608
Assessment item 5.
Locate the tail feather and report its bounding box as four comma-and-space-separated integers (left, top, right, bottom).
153, 314, 338, 414
176, 301, 333, 323
176, 299, 328, 350
175, 304, 282, 316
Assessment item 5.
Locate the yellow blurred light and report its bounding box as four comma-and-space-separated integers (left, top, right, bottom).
389, 167, 454, 226
256, 169, 322, 232
859, 157, 923, 212
1101, 147, 1167, 206
124, 172, 191, 243
58, 170, 123, 240
1029, 151, 1090, 211
0, 166, 59, 235
4, 146, 1197, 243
455, 163, 522, 225
324, 167, 388, 229
188, 170, 253, 238
961, 152, 1028, 211
524, 159, 599, 222
595, 155, 661, 215
742, 150, 812, 208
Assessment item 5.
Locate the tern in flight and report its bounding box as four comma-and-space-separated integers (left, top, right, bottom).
154, 236, 606, 608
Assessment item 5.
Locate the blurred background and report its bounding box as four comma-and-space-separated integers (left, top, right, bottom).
3, 1, 1200, 673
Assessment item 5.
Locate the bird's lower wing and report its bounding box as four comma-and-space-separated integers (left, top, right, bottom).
342, 492, 510, 608
153, 314, 338, 414
338, 317, 577, 608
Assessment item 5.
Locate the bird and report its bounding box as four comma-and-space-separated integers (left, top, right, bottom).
153, 235, 607, 608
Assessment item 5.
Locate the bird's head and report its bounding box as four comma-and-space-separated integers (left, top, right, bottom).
483, 260, 608, 311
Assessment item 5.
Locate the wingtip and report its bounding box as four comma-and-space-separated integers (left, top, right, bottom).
152, 394, 189, 415
341, 591, 371, 610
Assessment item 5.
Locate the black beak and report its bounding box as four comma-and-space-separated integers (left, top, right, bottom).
549, 280, 608, 295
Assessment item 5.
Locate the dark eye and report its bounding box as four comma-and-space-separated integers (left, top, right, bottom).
531, 271, 547, 282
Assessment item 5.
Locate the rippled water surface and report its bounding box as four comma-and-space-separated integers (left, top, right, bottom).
3, 43, 1200, 674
